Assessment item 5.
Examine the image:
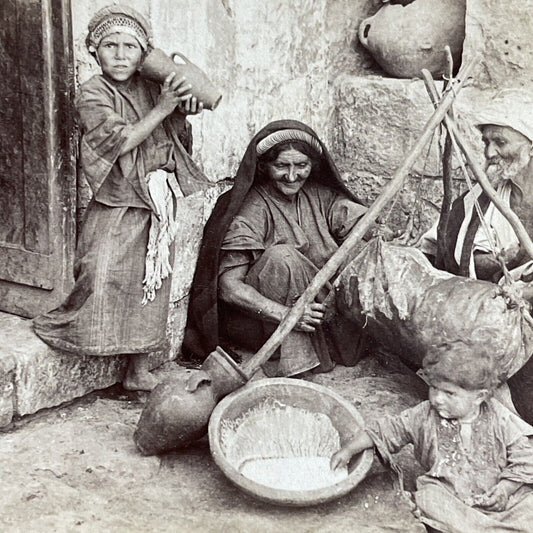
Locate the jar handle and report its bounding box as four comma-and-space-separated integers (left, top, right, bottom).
185, 370, 211, 392
171, 51, 192, 65
358, 16, 373, 48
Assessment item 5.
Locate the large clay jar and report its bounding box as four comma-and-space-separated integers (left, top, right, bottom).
358, 0, 466, 79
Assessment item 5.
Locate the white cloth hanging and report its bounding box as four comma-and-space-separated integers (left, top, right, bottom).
142, 169, 181, 305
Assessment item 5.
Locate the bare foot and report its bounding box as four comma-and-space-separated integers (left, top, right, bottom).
122, 372, 159, 392
123, 354, 160, 391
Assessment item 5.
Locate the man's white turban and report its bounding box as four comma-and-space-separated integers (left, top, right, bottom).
476, 88, 533, 142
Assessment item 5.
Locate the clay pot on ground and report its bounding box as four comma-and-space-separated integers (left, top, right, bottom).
358, 0, 466, 79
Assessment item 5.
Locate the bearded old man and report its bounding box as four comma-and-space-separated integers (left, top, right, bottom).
420, 89, 533, 283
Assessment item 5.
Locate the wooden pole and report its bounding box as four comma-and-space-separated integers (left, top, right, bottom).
435, 46, 455, 270
421, 70, 533, 261
240, 56, 479, 378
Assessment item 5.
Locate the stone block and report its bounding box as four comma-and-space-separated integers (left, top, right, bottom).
464, 0, 533, 90
331, 76, 444, 234
0, 313, 126, 418
331, 75, 443, 180
330, 76, 487, 235
345, 174, 452, 239
167, 182, 228, 357
0, 351, 15, 427
0, 310, 180, 425
167, 296, 190, 361
169, 184, 224, 304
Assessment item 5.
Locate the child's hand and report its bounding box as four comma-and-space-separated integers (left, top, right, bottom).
330, 447, 353, 471
158, 73, 193, 116
177, 96, 204, 116
475, 484, 509, 512
330, 430, 375, 471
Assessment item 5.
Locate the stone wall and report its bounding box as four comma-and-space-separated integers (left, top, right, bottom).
330, 0, 533, 232
70, 0, 533, 217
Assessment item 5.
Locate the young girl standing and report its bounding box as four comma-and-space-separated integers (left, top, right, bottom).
33, 5, 211, 391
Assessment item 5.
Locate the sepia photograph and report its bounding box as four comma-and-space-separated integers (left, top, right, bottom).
1, 0, 533, 531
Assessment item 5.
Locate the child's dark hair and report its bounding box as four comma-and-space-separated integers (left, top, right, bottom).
419, 337, 499, 392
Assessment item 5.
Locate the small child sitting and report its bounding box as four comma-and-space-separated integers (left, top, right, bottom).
330, 345, 533, 533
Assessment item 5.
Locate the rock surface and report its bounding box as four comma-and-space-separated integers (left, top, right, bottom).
330, 76, 484, 234
0, 312, 176, 423
0, 353, 15, 427
69, 0, 531, 240
464, 0, 533, 90
0, 355, 427, 533
0, 313, 125, 419
70, 0, 430, 197
332, 76, 442, 180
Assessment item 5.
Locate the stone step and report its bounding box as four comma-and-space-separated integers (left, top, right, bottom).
0, 312, 174, 427
0, 312, 120, 426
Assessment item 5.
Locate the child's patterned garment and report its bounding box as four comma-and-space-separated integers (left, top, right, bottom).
368, 398, 533, 532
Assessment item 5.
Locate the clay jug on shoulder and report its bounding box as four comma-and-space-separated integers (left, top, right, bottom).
358, 0, 466, 79
139, 48, 222, 110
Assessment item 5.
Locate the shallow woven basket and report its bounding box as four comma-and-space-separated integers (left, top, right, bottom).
208, 378, 373, 506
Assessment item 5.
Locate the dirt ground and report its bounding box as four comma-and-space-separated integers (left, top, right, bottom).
0, 352, 428, 533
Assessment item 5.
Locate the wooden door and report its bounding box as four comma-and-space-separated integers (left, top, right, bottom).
0, 0, 76, 318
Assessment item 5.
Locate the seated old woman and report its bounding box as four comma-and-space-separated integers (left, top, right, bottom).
184, 120, 370, 377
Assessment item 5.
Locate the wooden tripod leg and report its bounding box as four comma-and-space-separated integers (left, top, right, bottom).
435, 46, 455, 270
